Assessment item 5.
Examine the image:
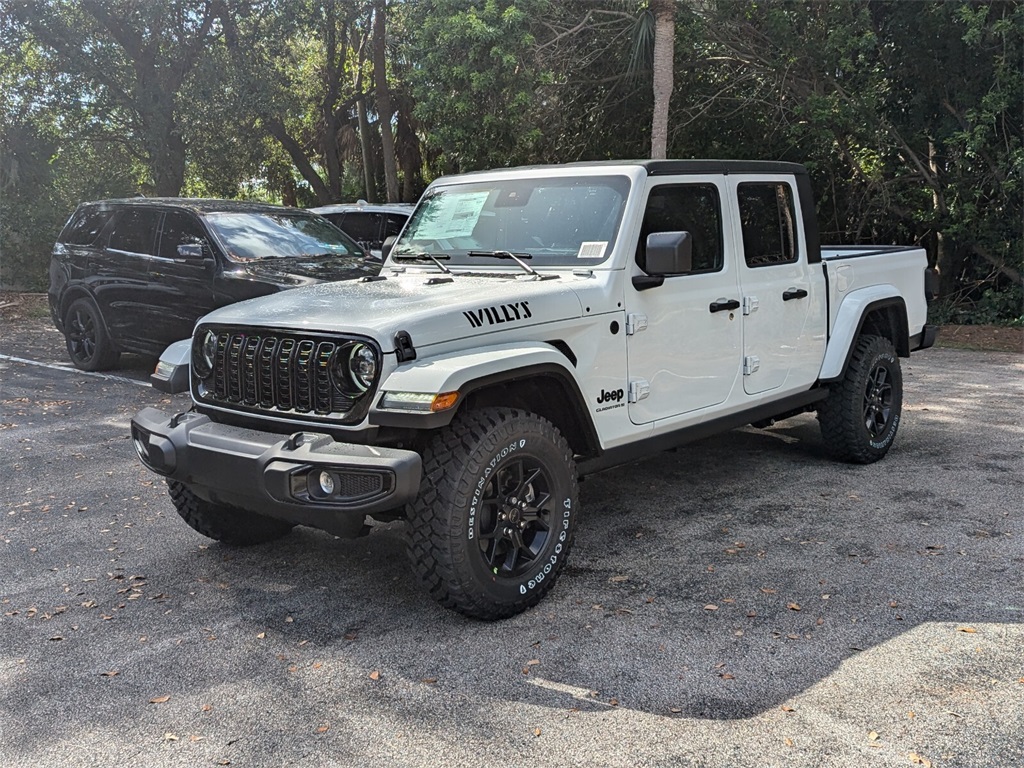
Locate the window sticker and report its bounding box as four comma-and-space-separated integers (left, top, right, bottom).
577, 241, 608, 259
415, 191, 490, 239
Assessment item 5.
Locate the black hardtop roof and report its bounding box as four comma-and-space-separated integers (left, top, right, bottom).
78, 198, 310, 215
443, 159, 808, 179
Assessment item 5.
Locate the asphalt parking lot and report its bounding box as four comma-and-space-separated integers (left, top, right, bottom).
1, 322, 1022, 768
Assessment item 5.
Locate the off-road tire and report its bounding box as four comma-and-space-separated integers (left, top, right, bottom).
64, 297, 120, 371
406, 407, 579, 620
167, 481, 294, 545
818, 334, 903, 464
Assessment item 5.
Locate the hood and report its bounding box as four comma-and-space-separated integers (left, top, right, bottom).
200, 271, 587, 351
238, 254, 379, 286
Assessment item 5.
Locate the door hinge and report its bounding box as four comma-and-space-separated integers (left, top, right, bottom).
628, 379, 650, 403
743, 296, 759, 315
743, 356, 760, 375
625, 313, 648, 336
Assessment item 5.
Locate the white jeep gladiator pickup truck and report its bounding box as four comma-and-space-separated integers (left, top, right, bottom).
132, 160, 938, 619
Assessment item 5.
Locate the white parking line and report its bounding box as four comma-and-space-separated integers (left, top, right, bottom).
0, 353, 150, 387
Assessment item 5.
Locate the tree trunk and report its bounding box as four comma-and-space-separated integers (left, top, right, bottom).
322, 0, 344, 201
649, 0, 675, 160
356, 97, 377, 202
266, 118, 332, 203
373, 0, 400, 202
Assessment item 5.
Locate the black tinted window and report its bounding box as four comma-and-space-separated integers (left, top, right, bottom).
107, 209, 161, 255
738, 183, 797, 267
383, 213, 407, 238
638, 184, 723, 273
338, 212, 382, 243
159, 211, 208, 259
61, 207, 113, 246
204, 212, 361, 260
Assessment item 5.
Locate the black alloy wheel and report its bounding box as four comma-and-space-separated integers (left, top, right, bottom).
862, 361, 895, 439
63, 298, 119, 371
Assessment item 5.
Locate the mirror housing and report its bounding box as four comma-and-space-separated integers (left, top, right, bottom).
381, 235, 397, 260
176, 243, 204, 260
644, 231, 693, 275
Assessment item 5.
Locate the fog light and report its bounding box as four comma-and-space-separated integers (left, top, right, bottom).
318, 471, 335, 495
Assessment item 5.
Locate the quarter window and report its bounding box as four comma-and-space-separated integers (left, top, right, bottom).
61, 207, 113, 246
637, 184, 723, 273
738, 183, 798, 267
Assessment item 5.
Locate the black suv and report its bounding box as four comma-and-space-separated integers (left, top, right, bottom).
49, 198, 377, 370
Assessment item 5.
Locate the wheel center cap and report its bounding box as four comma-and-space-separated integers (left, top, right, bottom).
506, 506, 520, 523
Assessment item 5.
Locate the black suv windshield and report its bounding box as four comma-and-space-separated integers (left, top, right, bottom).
205, 211, 362, 261
394, 175, 631, 267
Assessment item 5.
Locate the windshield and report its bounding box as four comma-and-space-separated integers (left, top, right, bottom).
205, 211, 363, 261
393, 175, 631, 267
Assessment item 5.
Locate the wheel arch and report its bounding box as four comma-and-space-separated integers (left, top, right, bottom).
370, 342, 601, 459
819, 290, 909, 383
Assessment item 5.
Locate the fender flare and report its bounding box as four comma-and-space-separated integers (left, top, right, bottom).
369, 342, 596, 440
818, 286, 908, 381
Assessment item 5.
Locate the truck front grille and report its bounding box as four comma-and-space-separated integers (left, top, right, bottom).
202, 330, 358, 419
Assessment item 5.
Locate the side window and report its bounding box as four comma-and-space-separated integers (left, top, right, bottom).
61, 207, 115, 246
339, 212, 383, 244
158, 211, 208, 259
383, 213, 407, 239
107, 208, 161, 255
737, 182, 797, 267
637, 184, 723, 273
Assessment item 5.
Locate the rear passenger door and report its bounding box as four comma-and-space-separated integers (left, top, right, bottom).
100, 207, 162, 345
625, 178, 742, 425
731, 177, 825, 395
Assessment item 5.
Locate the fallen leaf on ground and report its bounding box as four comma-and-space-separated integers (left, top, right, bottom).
533, 728, 542, 737
703, 604, 719, 611
784, 737, 794, 747
956, 627, 977, 634
368, 670, 380, 681
781, 705, 795, 712
316, 724, 330, 733
909, 753, 932, 767
787, 602, 801, 611
149, 695, 171, 704
609, 575, 629, 583
99, 670, 118, 678
869, 731, 879, 741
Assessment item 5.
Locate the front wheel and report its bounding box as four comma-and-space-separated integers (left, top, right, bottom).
817, 334, 903, 463
406, 408, 579, 620
167, 481, 294, 545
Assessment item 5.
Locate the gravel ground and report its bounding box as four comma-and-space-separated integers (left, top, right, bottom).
1, 320, 1022, 768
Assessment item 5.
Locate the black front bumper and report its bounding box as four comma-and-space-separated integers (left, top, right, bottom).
131, 408, 422, 535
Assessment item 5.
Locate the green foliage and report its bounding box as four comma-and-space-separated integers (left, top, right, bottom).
0, 0, 1019, 323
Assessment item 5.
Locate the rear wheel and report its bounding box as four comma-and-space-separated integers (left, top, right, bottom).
818, 334, 903, 463
407, 408, 579, 620
167, 481, 294, 545
63, 298, 119, 371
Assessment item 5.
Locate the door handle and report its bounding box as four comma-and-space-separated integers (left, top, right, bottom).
783, 288, 808, 301
709, 298, 740, 313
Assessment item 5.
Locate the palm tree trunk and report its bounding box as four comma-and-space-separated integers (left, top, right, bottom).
373, 0, 400, 202
650, 0, 676, 160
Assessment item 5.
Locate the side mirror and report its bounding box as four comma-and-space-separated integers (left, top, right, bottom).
176, 243, 204, 260
381, 236, 397, 260
645, 231, 693, 275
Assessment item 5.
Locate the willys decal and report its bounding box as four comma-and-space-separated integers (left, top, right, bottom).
463, 301, 532, 329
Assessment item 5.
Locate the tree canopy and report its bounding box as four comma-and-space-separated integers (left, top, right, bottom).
1, 0, 1020, 324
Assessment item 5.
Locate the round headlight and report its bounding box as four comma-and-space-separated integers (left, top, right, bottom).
348, 343, 377, 392
331, 342, 377, 394
193, 329, 217, 379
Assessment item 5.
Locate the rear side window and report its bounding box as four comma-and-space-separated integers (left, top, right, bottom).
338, 212, 382, 243
60, 207, 114, 246
158, 211, 208, 259
637, 184, 723, 273
738, 183, 798, 267
383, 213, 407, 238
107, 208, 161, 255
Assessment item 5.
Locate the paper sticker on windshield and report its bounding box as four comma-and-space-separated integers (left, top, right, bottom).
415, 191, 490, 239
577, 241, 607, 259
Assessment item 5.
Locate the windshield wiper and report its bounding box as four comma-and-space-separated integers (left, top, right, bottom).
391, 251, 452, 273
467, 250, 537, 276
